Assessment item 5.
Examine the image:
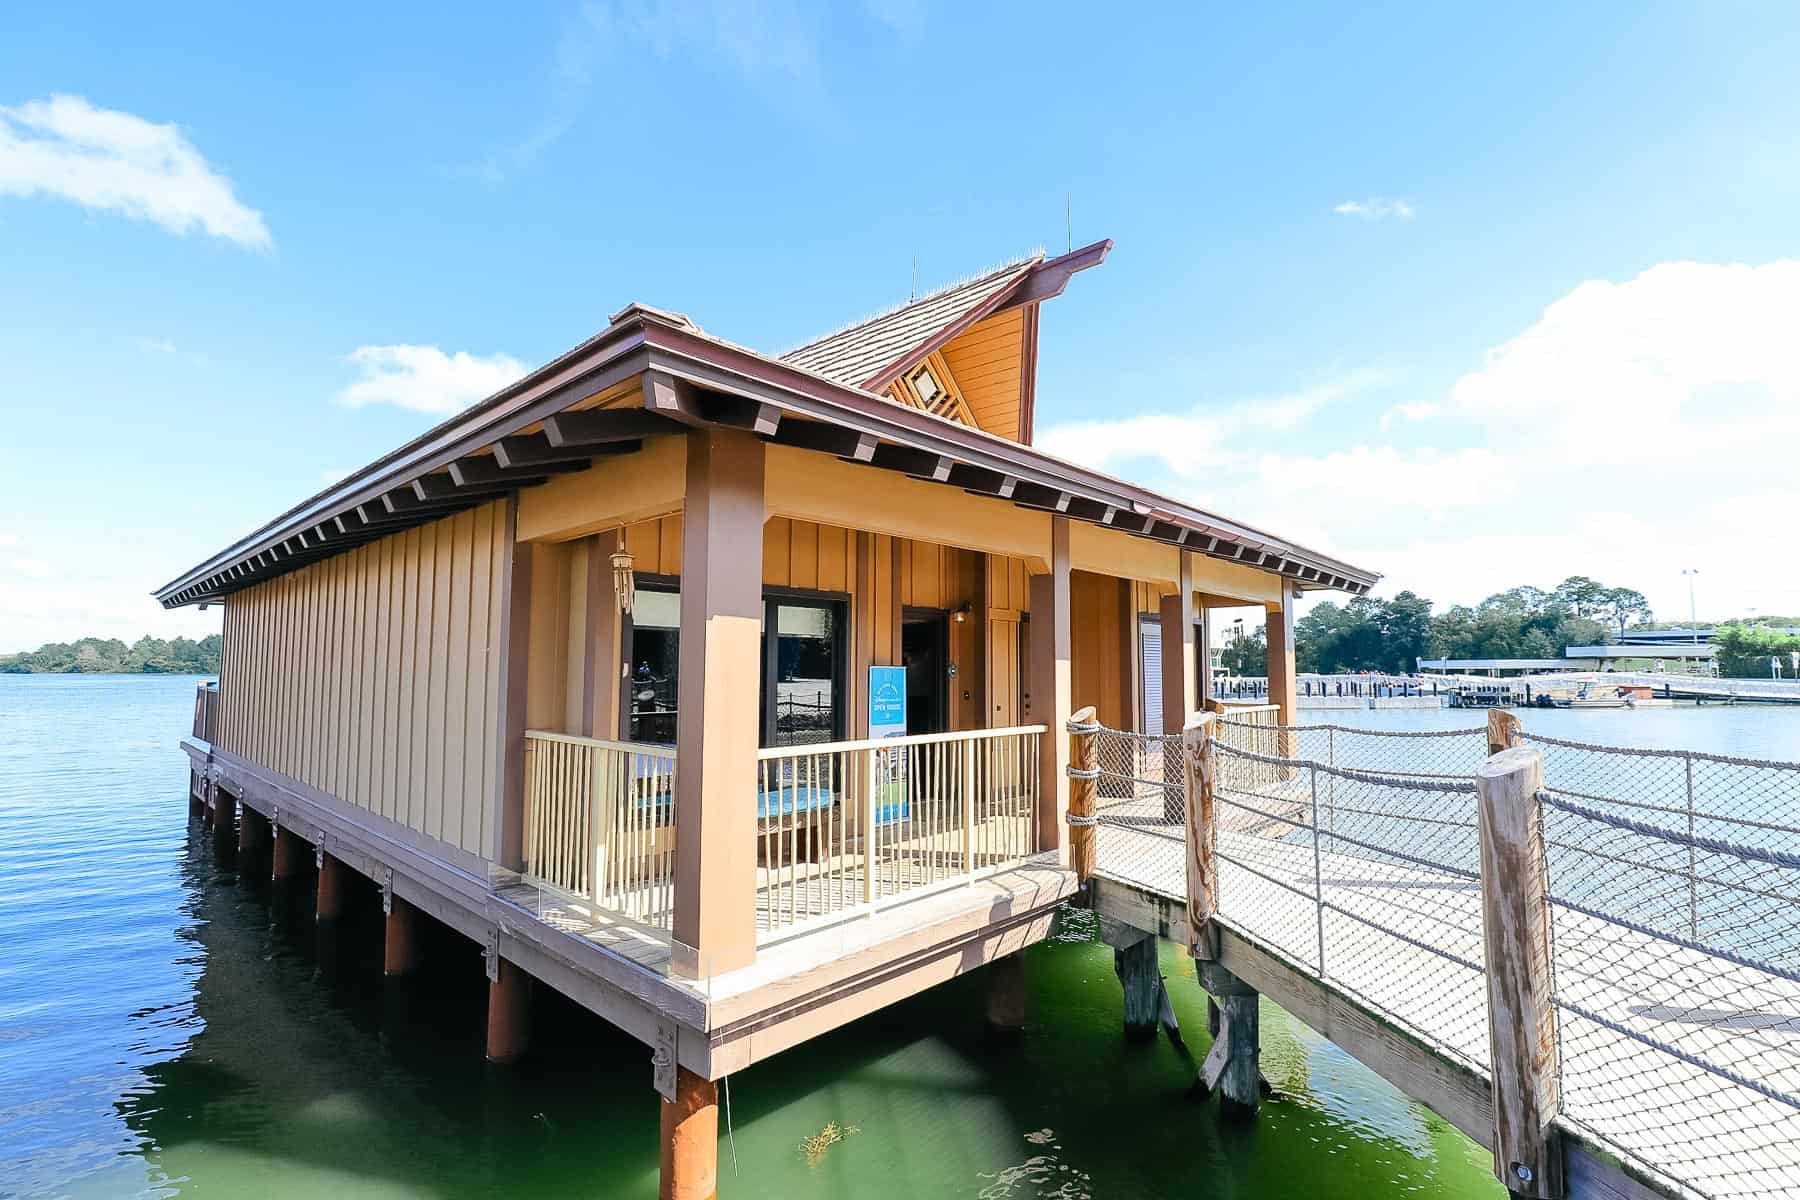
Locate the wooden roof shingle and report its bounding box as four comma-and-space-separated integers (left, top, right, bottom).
779, 255, 1042, 389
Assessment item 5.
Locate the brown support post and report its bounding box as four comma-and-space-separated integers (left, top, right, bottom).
1183, 712, 1218, 960
1101, 918, 1180, 1043
672, 428, 764, 977
1028, 516, 1072, 862
1488, 708, 1522, 756
237, 803, 265, 857
1067, 704, 1098, 885
660, 1067, 718, 1200
316, 849, 346, 921
270, 823, 297, 881
985, 951, 1028, 1035
1475, 747, 1563, 1199
212, 790, 236, 856
384, 894, 420, 977
486, 954, 532, 1063
1198, 607, 1214, 708
1265, 585, 1298, 756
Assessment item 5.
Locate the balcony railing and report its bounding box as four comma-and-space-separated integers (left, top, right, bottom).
754, 725, 1045, 941
522, 731, 678, 931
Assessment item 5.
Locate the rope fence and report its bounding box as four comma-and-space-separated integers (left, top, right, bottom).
1082, 710, 1800, 1200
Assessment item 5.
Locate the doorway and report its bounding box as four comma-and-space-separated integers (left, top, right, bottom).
901, 608, 949, 735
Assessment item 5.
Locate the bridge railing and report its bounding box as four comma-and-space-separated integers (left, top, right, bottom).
1085, 711, 1800, 1200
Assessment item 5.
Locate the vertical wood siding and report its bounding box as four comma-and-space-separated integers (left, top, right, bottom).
940, 307, 1026, 441
216, 501, 510, 860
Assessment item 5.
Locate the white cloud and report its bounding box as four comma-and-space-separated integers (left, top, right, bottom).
1333, 197, 1415, 221
0, 94, 271, 248
334, 344, 527, 415
1035, 259, 1800, 623
9, 556, 53, 578
1037, 369, 1392, 478
135, 336, 177, 354
0, 531, 18, 549
1378, 400, 1439, 429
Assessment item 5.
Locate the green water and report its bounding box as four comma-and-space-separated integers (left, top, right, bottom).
2, 675, 1505, 1198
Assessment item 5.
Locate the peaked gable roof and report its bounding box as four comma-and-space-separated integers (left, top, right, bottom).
780, 255, 1041, 390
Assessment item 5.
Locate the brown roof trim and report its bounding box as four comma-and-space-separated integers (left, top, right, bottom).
156, 287, 1377, 607
860, 239, 1112, 393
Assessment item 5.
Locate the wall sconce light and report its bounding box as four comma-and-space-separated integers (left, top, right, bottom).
611, 549, 636, 614
953, 603, 972, 624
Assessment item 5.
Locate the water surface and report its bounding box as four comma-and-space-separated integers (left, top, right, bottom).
19, 676, 1784, 1197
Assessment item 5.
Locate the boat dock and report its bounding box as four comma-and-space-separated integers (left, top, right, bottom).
1080, 706, 1800, 1200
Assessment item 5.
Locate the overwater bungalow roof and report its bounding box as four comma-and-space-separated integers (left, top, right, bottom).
154, 242, 1380, 608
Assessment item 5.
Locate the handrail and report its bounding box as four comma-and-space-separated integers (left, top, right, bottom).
525, 729, 678, 758
755, 723, 1048, 759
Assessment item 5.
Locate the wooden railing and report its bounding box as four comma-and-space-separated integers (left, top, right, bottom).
193, 681, 219, 743
523, 731, 678, 932
1212, 703, 1286, 791
754, 725, 1045, 940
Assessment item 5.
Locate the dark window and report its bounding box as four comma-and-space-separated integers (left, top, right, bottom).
762, 593, 847, 747
623, 584, 680, 744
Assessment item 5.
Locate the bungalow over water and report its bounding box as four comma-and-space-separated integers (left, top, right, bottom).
159, 240, 1378, 1199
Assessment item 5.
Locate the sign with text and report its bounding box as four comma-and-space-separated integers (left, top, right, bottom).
869, 666, 908, 823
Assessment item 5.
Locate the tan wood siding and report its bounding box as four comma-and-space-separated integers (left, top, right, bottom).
1071, 569, 1128, 731
940, 307, 1025, 441
215, 500, 511, 860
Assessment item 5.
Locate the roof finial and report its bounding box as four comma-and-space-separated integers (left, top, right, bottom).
910, 255, 917, 302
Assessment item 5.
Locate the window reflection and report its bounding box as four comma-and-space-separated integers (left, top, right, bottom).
627, 587, 680, 744
768, 601, 842, 748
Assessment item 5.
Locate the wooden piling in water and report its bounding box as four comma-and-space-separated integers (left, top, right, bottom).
384, 894, 419, 977
315, 850, 346, 921
984, 952, 1028, 1035
1475, 746, 1563, 1199
485, 955, 531, 1063
1110, 928, 1177, 1043
212, 791, 236, 857
1196, 960, 1260, 1119
270, 824, 298, 882
660, 1066, 718, 1200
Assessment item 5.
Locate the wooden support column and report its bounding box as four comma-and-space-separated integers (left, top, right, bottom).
1101, 918, 1180, 1044
1265, 585, 1298, 751
212, 791, 236, 856
270, 823, 298, 881
1198, 607, 1214, 708
316, 849, 346, 921
486, 954, 532, 1063
384, 894, 420, 977
985, 951, 1029, 1036
1488, 708, 1522, 756
236, 802, 267, 859
1160, 557, 1199, 822
660, 1067, 718, 1200
1476, 747, 1563, 1198
1028, 516, 1072, 861
672, 428, 764, 977
1183, 712, 1219, 959
1067, 705, 1098, 885
1196, 960, 1261, 1119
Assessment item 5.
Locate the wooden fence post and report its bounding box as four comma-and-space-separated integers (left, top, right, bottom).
1183, 712, 1218, 960
1488, 708, 1521, 756
1067, 706, 1099, 885
1475, 746, 1563, 1198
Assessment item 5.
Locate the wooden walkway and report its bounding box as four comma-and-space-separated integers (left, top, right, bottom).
1092, 780, 1800, 1200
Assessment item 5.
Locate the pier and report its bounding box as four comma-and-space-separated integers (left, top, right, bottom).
1082, 706, 1800, 1199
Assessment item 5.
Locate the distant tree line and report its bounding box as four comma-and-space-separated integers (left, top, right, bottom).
0, 635, 222, 674
1286, 576, 1650, 676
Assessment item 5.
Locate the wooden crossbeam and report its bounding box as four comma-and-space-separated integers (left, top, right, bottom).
447, 455, 586, 488
496, 430, 643, 469
772, 420, 879, 462
411, 473, 542, 503
540, 407, 682, 450
870, 443, 953, 482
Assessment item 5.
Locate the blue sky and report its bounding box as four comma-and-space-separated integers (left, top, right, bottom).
3, 3, 1799, 651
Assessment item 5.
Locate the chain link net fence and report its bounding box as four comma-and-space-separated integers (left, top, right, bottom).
1524, 730, 1800, 1199
1086, 713, 1800, 1200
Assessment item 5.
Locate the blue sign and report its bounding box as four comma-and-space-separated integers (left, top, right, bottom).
869, 666, 907, 737
868, 666, 908, 823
